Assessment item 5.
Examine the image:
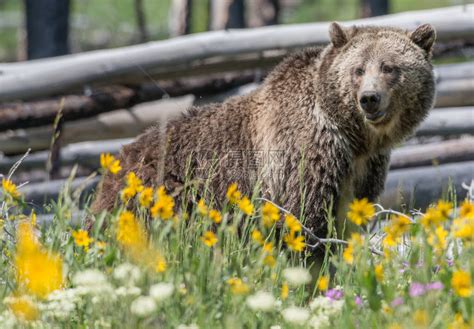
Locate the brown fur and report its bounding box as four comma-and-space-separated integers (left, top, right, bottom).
92, 23, 436, 237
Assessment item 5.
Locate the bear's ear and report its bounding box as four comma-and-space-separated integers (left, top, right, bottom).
329, 22, 348, 48
410, 24, 436, 53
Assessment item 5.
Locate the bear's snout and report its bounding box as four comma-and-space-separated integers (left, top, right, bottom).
359, 91, 381, 114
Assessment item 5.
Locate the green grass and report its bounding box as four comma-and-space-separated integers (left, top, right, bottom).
0, 164, 473, 328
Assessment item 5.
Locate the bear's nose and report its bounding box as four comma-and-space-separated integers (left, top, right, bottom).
359, 92, 381, 114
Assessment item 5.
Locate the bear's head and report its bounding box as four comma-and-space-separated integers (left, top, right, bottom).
325, 23, 436, 138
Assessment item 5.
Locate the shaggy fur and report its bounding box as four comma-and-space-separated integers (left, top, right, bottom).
92, 23, 436, 236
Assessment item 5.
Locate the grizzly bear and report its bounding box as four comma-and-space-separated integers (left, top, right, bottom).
92, 23, 436, 237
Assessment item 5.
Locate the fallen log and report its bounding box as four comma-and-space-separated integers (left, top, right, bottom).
0, 96, 194, 155
0, 100, 471, 155
19, 161, 474, 213
0, 5, 472, 101
0, 62, 471, 133
3, 134, 473, 175
390, 136, 474, 170
435, 79, 474, 108
415, 107, 474, 136
382, 161, 474, 210
0, 72, 259, 132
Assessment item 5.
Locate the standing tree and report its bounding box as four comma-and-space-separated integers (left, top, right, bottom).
360, 0, 389, 18
248, 0, 280, 27
209, 0, 245, 30
169, 0, 192, 37
25, 0, 70, 60
134, 0, 149, 42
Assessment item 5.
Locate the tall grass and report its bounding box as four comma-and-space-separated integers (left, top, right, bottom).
0, 158, 472, 328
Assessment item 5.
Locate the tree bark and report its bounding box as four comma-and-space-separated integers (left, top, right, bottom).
133, 0, 149, 42
169, 0, 192, 37
209, 0, 245, 30
25, 0, 70, 59
360, 0, 389, 18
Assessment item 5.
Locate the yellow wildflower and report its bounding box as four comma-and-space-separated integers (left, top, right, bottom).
121, 172, 144, 201
138, 187, 154, 208
452, 217, 473, 241
347, 198, 375, 226
375, 264, 384, 282
383, 215, 411, 247
343, 233, 364, 265
201, 231, 218, 247
209, 209, 222, 224
95, 241, 107, 253
281, 282, 289, 300
420, 207, 444, 228
155, 256, 167, 273
427, 225, 448, 255
5, 295, 39, 321
251, 229, 264, 245
262, 202, 280, 227
283, 232, 305, 252
227, 278, 249, 295
2, 178, 20, 200
318, 275, 329, 291
263, 242, 273, 253
197, 199, 208, 216
459, 199, 474, 219
238, 196, 254, 215
30, 211, 37, 226
413, 309, 429, 327
226, 183, 241, 204
285, 214, 302, 233
263, 254, 276, 267
72, 229, 93, 251
116, 211, 147, 252
15, 222, 64, 298
451, 270, 472, 298
448, 313, 471, 329
100, 153, 122, 175
436, 200, 453, 219
151, 186, 174, 220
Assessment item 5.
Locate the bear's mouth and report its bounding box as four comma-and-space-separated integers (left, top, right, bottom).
365, 111, 386, 124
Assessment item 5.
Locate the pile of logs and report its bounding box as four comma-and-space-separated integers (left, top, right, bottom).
0, 5, 473, 212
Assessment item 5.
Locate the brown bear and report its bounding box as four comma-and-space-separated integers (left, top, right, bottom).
92, 23, 436, 237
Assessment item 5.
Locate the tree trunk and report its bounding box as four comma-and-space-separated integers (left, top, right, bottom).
169, 0, 192, 37
133, 0, 149, 42
248, 0, 280, 27
360, 0, 389, 18
209, 0, 245, 30
25, 0, 70, 59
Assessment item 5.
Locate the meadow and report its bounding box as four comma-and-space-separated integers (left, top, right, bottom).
0, 153, 472, 328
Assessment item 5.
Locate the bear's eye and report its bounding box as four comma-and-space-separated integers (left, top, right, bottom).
355, 67, 365, 76
382, 65, 394, 74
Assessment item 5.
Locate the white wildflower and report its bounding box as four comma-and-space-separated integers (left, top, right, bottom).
116, 286, 142, 297
270, 326, 282, 329
130, 296, 156, 317
309, 296, 344, 316
281, 306, 310, 325
309, 314, 331, 329
72, 269, 114, 296
113, 263, 141, 286
246, 291, 275, 312
149, 283, 174, 302
282, 267, 312, 286
73, 269, 107, 287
